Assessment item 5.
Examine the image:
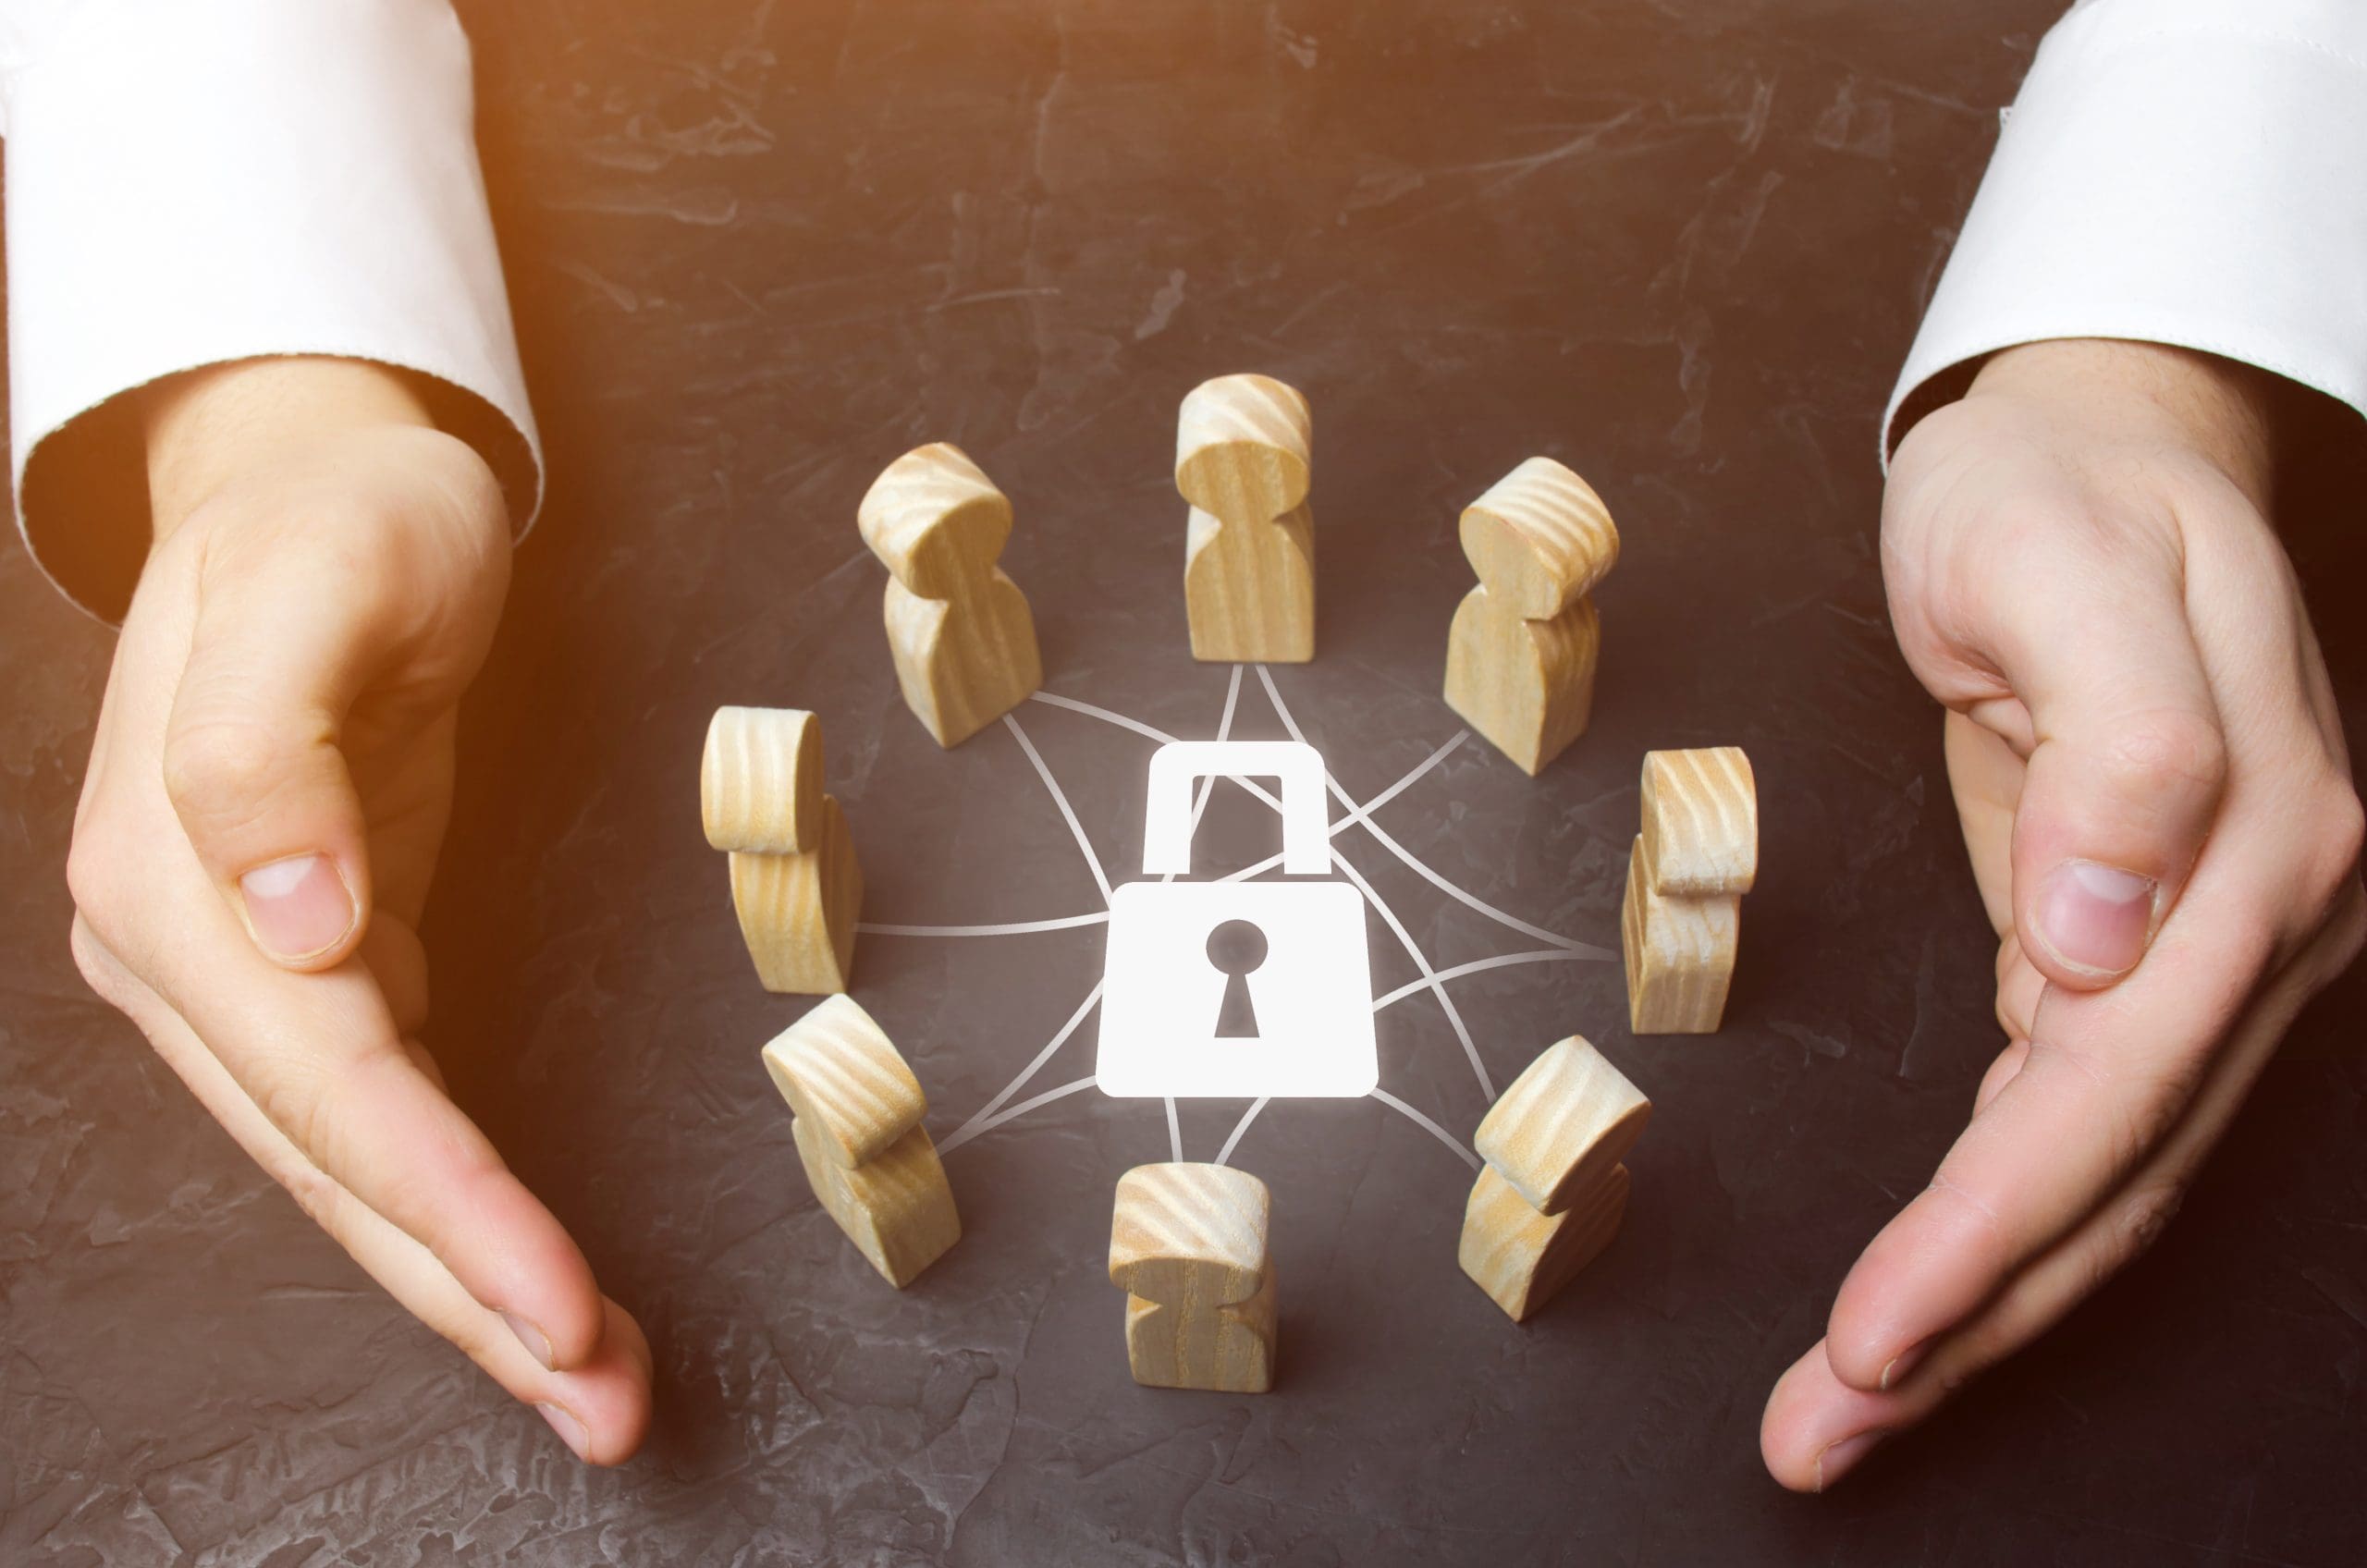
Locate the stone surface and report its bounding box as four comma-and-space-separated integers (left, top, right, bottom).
2, 2, 2364, 1563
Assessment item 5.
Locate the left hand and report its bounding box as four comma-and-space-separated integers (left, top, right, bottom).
1760, 337, 2365, 1490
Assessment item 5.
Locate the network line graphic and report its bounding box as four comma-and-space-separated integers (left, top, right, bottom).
855, 664, 1618, 1172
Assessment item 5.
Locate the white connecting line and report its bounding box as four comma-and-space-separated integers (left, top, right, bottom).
1213, 1096, 1269, 1167
1252, 667, 1497, 1095
858, 912, 1110, 937
934, 1075, 1099, 1155
1214, 1088, 1483, 1173
895, 668, 1606, 1170
1001, 712, 1113, 905
936, 983, 1104, 1155
1369, 1088, 1485, 1172
1371, 949, 1589, 1012
1209, 946, 1595, 1168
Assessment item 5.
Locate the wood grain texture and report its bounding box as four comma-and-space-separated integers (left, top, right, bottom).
1457, 456, 1617, 619
858, 440, 1012, 595
1640, 746, 1759, 896
730, 794, 863, 994
1175, 374, 1315, 664
759, 996, 926, 1170
1443, 457, 1617, 775
1441, 586, 1599, 776
1458, 1161, 1629, 1323
858, 442, 1043, 747
1175, 373, 1311, 520
792, 1115, 961, 1288
1109, 1162, 1269, 1305
701, 705, 822, 853
1184, 502, 1314, 663
1620, 834, 1738, 1035
1123, 1268, 1278, 1393
1110, 1162, 1276, 1391
1473, 1035, 1650, 1217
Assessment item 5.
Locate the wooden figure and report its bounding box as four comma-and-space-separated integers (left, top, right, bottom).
1472, 1035, 1650, 1216
703, 705, 863, 995
1175, 374, 1314, 664
1639, 745, 1759, 896
1459, 1162, 1630, 1323
1620, 836, 1739, 1034
702, 704, 822, 853
763, 997, 960, 1287
1621, 746, 1757, 1034
857, 443, 1043, 747
1459, 1035, 1646, 1322
759, 993, 927, 1167
1442, 456, 1620, 775
792, 1118, 961, 1288
1109, 1162, 1276, 1393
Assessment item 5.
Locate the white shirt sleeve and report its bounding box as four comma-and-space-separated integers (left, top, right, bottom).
0, 0, 543, 620
1885, 0, 2367, 460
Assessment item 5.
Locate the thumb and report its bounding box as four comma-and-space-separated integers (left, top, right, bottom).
2002, 579, 2228, 989
161, 527, 387, 970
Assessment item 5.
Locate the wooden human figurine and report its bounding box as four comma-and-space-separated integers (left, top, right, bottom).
1459, 1035, 1648, 1322
1621, 746, 1758, 1034
702, 705, 863, 994
761, 996, 960, 1287
1175, 373, 1314, 664
857, 443, 1044, 747
1109, 1162, 1277, 1392
1441, 456, 1620, 774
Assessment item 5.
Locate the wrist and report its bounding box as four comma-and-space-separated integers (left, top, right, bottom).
140, 357, 437, 543
1966, 338, 2280, 508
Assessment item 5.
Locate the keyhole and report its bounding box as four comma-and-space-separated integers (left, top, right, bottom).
1207, 920, 1269, 1039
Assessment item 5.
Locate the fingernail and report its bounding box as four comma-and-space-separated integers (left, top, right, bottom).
239, 853, 357, 962
536, 1402, 590, 1460
1879, 1341, 1927, 1390
1814, 1429, 1887, 1492
504, 1310, 556, 1370
2034, 860, 2155, 977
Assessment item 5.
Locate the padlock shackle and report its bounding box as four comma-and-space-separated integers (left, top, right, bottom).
1142, 740, 1332, 876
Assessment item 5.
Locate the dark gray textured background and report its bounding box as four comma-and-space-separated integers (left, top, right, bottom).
5, 2, 2365, 1563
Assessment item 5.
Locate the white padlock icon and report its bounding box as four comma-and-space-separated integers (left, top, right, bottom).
1096, 740, 1379, 1098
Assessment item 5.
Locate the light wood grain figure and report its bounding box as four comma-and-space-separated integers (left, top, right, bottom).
1459, 1161, 1629, 1323
1458, 457, 1618, 617
1125, 1268, 1277, 1394
730, 794, 864, 994
1443, 457, 1618, 775
1473, 1035, 1650, 1216
759, 996, 926, 1169
857, 443, 1043, 747
1620, 834, 1738, 1035
792, 1114, 961, 1288
1110, 1162, 1269, 1305
1175, 374, 1315, 664
702, 705, 822, 853
1110, 1162, 1276, 1392
1640, 746, 1759, 896
1443, 588, 1600, 776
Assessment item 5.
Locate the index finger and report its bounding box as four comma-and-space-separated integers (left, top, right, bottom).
1819, 828, 2280, 1393
113, 875, 607, 1371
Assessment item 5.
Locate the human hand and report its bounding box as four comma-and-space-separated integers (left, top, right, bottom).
1761, 337, 2365, 1489
66, 357, 651, 1463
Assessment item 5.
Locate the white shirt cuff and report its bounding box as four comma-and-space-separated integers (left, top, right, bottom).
3, 0, 544, 620
1884, 0, 2367, 463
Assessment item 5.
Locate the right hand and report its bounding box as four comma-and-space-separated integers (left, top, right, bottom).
66, 357, 651, 1464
